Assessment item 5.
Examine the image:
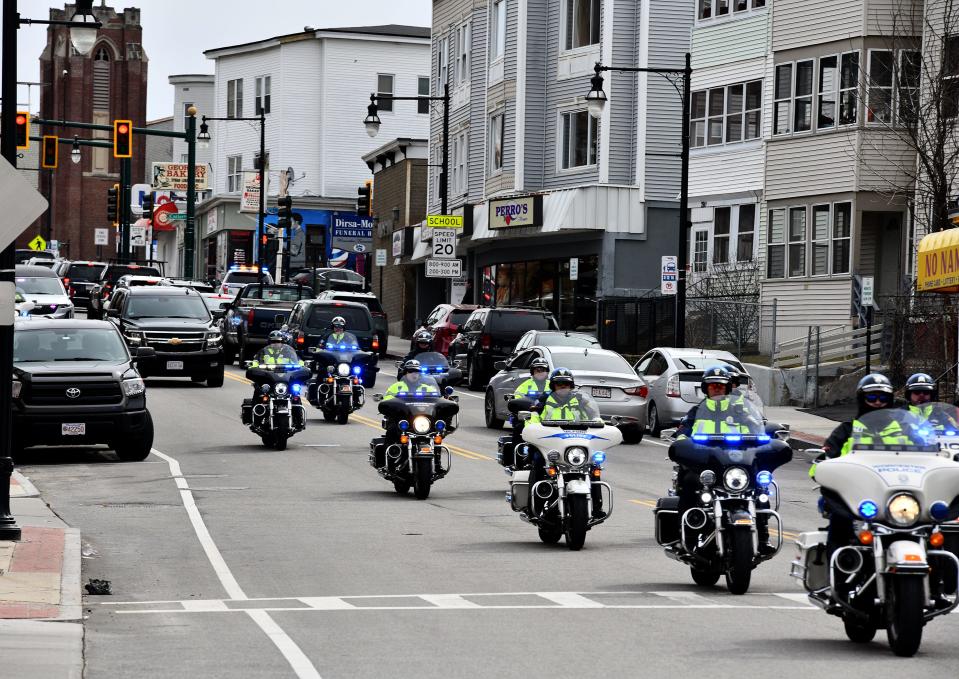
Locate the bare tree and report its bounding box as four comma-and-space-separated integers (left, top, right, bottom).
686, 263, 762, 356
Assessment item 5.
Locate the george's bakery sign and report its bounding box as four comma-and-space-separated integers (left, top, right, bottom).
489, 194, 543, 229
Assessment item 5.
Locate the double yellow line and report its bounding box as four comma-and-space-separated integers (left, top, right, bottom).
349, 412, 492, 461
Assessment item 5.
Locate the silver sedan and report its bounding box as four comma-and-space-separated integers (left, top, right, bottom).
483, 345, 648, 444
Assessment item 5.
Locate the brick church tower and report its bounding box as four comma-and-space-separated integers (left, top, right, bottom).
25, 3, 147, 260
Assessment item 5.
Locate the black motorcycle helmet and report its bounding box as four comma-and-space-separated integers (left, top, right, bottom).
530, 357, 550, 376
401, 359, 422, 375
855, 373, 895, 415
726, 367, 743, 389
549, 367, 575, 391
413, 329, 432, 349
905, 372, 938, 402
268, 329, 291, 345
701, 365, 732, 395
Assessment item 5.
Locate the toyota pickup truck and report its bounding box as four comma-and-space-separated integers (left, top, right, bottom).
219, 283, 314, 363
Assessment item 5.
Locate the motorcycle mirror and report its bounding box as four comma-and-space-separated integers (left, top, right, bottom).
660, 427, 678, 440
775, 430, 790, 441
243, 360, 253, 369
803, 447, 826, 463
327, 365, 334, 374
518, 411, 532, 421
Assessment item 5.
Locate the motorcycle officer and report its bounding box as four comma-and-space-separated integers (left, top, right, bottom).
530, 368, 606, 519
404, 330, 435, 362
384, 359, 440, 401
324, 316, 352, 348
248, 329, 305, 398
514, 358, 551, 401
903, 372, 937, 418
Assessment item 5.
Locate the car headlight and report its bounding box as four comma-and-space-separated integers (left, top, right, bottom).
888, 493, 921, 526
12, 380, 22, 399
723, 467, 749, 492
122, 377, 145, 396
206, 330, 222, 346
336, 363, 351, 377
274, 382, 289, 396
565, 446, 588, 467
126, 331, 145, 345
411, 415, 432, 434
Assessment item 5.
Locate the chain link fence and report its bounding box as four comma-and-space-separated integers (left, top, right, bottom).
880, 292, 959, 397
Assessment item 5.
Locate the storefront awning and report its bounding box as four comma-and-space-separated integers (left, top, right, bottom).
917, 227, 959, 292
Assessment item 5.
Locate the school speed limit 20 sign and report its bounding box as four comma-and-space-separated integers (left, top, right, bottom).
432, 229, 457, 259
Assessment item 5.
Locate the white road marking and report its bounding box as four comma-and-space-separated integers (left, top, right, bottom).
650, 591, 721, 607
643, 438, 671, 448
455, 389, 485, 400
300, 597, 356, 610
182, 600, 229, 612
537, 592, 604, 608
151, 448, 322, 679
419, 594, 482, 609
303, 444, 342, 448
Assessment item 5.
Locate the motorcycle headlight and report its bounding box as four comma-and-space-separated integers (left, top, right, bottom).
565, 447, 588, 467
337, 363, 351, 377
723, 467, 749, 492
122, 377, 145, 396
12, 380, 22, 399
411, 415, 432, 434
274, 382, 289, 396
888, 493, 921, 526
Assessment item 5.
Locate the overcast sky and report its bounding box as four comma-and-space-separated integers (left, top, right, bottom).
13, 0, 432, 119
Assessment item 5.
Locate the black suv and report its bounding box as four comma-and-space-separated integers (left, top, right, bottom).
88, 263, 163, 318
107, 286, 225, 387
60, 260, 107, 307
12, 319, 155, 460
285, 300, 380, 387
450, 307, 560, 390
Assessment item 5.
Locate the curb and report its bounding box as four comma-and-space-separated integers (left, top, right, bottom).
55, 528, 82, 621
10, 471, 40, 498
788, 430, 826, 451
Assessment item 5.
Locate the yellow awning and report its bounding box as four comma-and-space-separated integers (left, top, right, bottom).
917, 227, 959, 293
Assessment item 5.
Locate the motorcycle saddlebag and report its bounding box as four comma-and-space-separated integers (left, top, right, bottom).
509, 470, 531, 512
241, 399, 254, 425
497, 435, 514, 468
370, 436, 386, 468
654, 496, 681, 546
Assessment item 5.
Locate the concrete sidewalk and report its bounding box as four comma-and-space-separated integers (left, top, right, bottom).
386, 334, 407, 359
767, 406, 839, 449
1, 471, 83, 678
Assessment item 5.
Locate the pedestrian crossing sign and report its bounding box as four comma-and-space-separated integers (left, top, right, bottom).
28, 235, 47, 252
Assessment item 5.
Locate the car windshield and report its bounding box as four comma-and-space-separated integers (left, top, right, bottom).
106, 266, 161, 282
66, 264, 107, 282
550, 351, 631, 374
227, 272, 269, 285
673, 355, 745, 372
202, 296, 232, 312
243, 286, 310, 302
126, 294, 210, 320
539, 391, 603, 426
487, 310, 558, 333
15, 277, 64, 295
690, 399, 767, 438
851, 409, 939, 451
305, 307, 371, 332
449, 310, 473, 326
14, 328, 128, 363
535, 332, 598, 347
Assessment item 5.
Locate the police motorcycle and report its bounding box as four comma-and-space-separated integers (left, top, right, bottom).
370, 376, 460, 500
507, 392, 620, 550
394, 351, 462, 391
241, 342, 311, 450
791, 408, 959, 657
307, 331, 373, 424
654, 399, 792, 593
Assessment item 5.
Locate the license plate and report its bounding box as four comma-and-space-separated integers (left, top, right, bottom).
276, 406, 289, 414
62, 423, 85, 436
339, 385, 352, 394
591, 387, 612, 398
167, 361, 184, 370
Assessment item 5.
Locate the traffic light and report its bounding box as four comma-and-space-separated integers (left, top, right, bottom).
277, 195, 293, 230
15, 112, 29, 149
356, 180, 372, 217
41, 135, 58, 169
141, 192, 154, 225
107, 184, 119, 225
113, 119, 133, 158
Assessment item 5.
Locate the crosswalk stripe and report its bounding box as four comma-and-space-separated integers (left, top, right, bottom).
299, 597, 356, 610
419, 594, 482, 609
537, 592, 605, 608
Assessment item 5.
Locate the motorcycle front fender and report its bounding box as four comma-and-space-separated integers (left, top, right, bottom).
565, 478, 591, 495
726, 509, 755, 528
885, 539, 929, 573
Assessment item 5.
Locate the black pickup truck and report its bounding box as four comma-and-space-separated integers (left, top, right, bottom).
219, 284, 314, 363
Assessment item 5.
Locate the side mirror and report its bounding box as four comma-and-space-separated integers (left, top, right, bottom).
135, 347, 156, 360
373, 394, 384, 402
661, 427, 679, 440
518, 411, 532, 422
493, 361, 507, 371
107, 307, 120, 318
243, 360, 253, 369
804, 447, 827, 463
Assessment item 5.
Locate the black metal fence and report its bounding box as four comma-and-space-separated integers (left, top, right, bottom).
597, 295, 675, 359
880, 292, 959, 396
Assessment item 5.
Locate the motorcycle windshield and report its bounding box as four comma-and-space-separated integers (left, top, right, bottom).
908, 401, 959, 434
391, 375, 443, 402
415, 351, 451, 376
539, 391, 604, 427
851, 409, 939, 452
254, 345, 303, 370
689, 398, 766, 440
323, 333, 361, 352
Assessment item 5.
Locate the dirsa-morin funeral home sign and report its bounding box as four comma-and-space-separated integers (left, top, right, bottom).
917, 227, 959, 293
489, 195, 543, 229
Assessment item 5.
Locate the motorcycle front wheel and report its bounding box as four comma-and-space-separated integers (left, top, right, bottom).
565, 495, 589, 551
843, 616, 877, 644
413, 458, 432, 500
724, 528, 753, 595
537, 525, 563, 544
886, 577, 924, 657
393, 479, 411, 495
336, 403, 350, 425
690, 567, 720, 587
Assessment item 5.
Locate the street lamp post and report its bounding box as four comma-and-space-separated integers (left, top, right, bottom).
199, 112, 267, 283
586, 53, 693, 348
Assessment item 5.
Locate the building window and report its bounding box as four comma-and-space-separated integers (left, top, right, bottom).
126, 43, 142, 60
774, 64, 792, 135
180, 153, 188, 163
713, 207, 730, 264
737, 204, 755, 262
945, 36, 959, 118
840, 52, 860, 125
817, 56, 837, 129
867, 50, 894, 124
560, 110, 598, 169
693, 229, 708, 273
227, 79, 243, 118
377, 74, 394, 112
811, 204, 830, 276
490, 112, 505, 172
490, 0, 506, 62
455, 23, 471, 87
418, 77, 430, 114
564, 0, 600, 51
794, 60, 814, 132
690, 80, 761, 148
899, 51, 921, 126
833, 202, 852, 274
452, 130, 469, 194
93, 46, 111, 112
866, 49, 921, 126
767, 209, 786, 278
699, 0, 764, 19
438, 37, 449, 91
788, 207, 807, 277
227, 155, 242, 193
255, 76, 271, 115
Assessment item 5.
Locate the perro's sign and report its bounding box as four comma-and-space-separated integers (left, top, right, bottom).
488, 194, 543, 230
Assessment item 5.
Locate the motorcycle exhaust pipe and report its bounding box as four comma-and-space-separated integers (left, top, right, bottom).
834, 547, 864, 575
684, 507, 708, 531
534, 481, 555, 500
252, 404, 267, 418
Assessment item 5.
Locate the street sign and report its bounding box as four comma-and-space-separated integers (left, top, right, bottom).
168, 213, 187, 221
131, 183, 152, 211
0, 156, 47, 252
432, 229, 456, 259
661, 255, 678, 295
861, 275, 875, 307
375, 248, 387, 267
426, 258, 462, 278
331, 213, 373, 252
569, 257, 579, 281
94, 228, 109, 245
28, 235, 46, 252
130, 225, 147, 247
151, 162, 209, 191
427, 214, 463, 229
240, 171, 261, 213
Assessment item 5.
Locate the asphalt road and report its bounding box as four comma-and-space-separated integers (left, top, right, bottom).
18, 365, 959, 678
